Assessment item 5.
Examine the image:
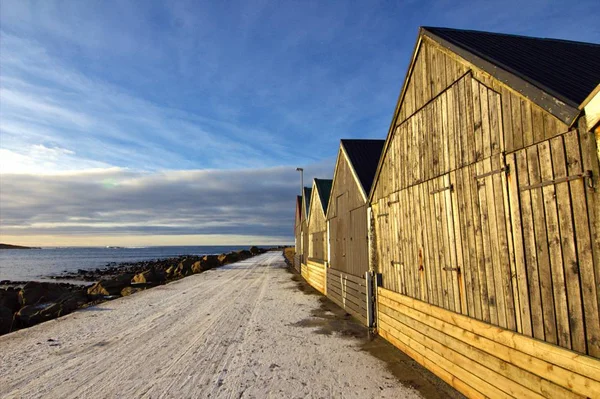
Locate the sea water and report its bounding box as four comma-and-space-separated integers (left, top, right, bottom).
0, 245, 262, 282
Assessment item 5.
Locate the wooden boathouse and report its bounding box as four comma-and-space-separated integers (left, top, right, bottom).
301, 178, 333, 294
293, 195, 303, 272
326, 139, 384, 325
300, 186, 311, 269
369, 27, 600, 398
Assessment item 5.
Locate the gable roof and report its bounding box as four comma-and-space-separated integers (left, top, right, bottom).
341, 139, 385, 195
295, 195, 302, 225
423, 27, 600, 125
314, 178, 333, 215
302, 187, 312, 219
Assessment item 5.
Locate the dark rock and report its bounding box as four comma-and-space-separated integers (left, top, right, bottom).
87, 274, 134, 297
16, 302, 62, 327
0, 288, 20, 312
0, 305, 14, 335
249, 246, 261, 255
218, 252, 239, 265
173, 258, 196, 278
191, 261, 205, 274
165, 265, 175, 278
201, 255, 220, 270
121, 287, 143, 297
132, 268, 165, 284
18, 282, 70, 306
236, 250, 252, 260
57, 290, 89, 313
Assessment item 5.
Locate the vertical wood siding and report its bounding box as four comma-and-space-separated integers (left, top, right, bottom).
371, 37, 600, 358
307, 186, 328, 263
327, 151, 370, 277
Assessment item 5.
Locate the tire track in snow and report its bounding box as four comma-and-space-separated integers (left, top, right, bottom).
1, 252, 430, 399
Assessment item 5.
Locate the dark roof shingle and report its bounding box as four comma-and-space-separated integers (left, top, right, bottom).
303, 187, 312, 217
314, 179, 333, 214
341, 139, 385, 194
423, 27, 600, 107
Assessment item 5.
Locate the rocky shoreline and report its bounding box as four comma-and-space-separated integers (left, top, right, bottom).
0, 246, 268, 336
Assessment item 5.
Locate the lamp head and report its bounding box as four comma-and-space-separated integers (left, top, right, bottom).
296, 167, 303, 172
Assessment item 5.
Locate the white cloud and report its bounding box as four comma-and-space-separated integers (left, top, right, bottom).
0, 161, 333, 244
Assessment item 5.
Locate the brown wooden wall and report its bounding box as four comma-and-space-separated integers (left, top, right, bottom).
327, 268, 368, 325
294, 214, 302, 264
302, 259, 326, 294
307, 187, 328, 263
371, 36, 600, 358
327, 150, 369, 277
377, 287, 600, 399
301, 194, 309, 265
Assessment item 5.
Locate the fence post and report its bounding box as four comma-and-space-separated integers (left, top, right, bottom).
366, 271, 374, 327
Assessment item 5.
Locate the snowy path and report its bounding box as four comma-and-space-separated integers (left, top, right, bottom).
0, 252, 447, 398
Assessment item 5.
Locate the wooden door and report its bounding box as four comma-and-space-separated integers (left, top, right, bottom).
506, 129, 600, 356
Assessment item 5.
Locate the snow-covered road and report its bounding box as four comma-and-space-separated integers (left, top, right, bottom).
0, 252, 455, 398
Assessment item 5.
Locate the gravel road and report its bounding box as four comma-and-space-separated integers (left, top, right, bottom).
0, 252, 455, 398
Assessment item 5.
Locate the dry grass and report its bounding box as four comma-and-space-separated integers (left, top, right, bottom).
283, 247, 295, 265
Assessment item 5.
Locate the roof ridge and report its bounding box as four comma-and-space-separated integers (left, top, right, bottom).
422, 26, 600, 47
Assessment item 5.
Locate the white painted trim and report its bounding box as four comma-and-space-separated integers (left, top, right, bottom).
340, 143, 368, 203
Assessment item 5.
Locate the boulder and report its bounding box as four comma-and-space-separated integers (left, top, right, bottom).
218, 252, 239, 265
57, 290, 89, 313
236, 250, 252, 260
249, 246, 261, 255
132, 268, 165, 285
0, 305, 14, 335
165, 265, 176, 278
0, 288, 20, 312
18, 282, 70, 306
191, 261, 205, 274
87, 274, 134, 297
173, 258, 195, 278
201, 255, 220, 269
16, 302, 62, 327
121, 287, 143, 297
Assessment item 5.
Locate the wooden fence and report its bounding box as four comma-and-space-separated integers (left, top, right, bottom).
301, 260, 326, 294
326, 268, 369, 325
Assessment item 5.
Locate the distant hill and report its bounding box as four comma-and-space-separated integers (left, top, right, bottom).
0, 243, 41, 250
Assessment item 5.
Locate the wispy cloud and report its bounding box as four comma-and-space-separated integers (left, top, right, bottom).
0, 163, 333, 244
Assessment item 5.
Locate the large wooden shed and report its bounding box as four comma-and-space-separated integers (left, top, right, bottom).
300, 186, 311, 268
369, 27, 600, 398
307, 178, 332, 263
301, 178, 333, 294
327, 139, 384, 325
293, 195, 303, 272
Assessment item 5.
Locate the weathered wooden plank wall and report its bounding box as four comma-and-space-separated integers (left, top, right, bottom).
377, 287, 600, 399
327, 150, 370, 277
371, 36, 600, 359
307, 187, 328, 263
301, 192, 310, 266
294, 197, 303, 270
301, 259, 326, 294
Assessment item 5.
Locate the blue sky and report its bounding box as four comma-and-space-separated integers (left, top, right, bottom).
1, 0, 599, 246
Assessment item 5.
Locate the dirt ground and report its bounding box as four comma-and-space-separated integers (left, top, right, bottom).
0, 252, 461, 398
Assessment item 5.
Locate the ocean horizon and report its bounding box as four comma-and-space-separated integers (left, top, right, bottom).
0, 245, 274, 282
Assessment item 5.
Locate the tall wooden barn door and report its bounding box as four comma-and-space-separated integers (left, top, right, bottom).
374, 174, 465, 314
458, 155, 518, 331
506, 129, 600, 356
331, 192, 348, 272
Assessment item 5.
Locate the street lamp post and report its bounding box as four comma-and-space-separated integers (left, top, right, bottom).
295, 167, 304, 196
